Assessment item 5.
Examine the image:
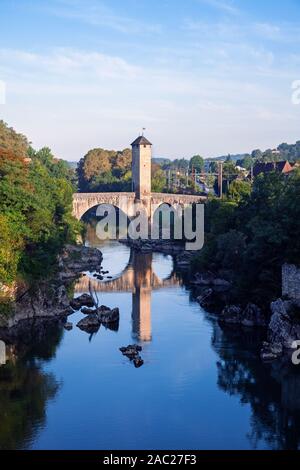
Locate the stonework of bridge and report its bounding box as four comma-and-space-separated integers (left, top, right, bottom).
72, 134, 206, 220
72, 191, 206, 221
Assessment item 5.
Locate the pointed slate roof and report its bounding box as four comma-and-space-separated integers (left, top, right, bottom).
131, 135, 152, 146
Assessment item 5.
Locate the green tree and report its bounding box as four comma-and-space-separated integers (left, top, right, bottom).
151, 163, 166, 192
0, 122, 81, 286
251, 149, 263, 160
77, 147, 132, 192
190, 155, 204, 173
227, 180, 252, 203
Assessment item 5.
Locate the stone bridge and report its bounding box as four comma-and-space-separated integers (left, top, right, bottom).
72, 191, 206, 220
72, 134, 207, 220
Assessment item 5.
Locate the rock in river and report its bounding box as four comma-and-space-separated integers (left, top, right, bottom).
133, 355, 144, 368
76, 314, 100, 333
97, 306, 119, 324
219, 303, 267, 327
64, 322, 73, 331
76, 305, 119, 333
70, 294, 95, 310
219, 305, 242, 324
120, 344, 144, 367
81, 307, 97, 315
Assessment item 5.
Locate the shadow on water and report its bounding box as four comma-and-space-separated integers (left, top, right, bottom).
0, 319, 63, 450
211, 322, 300, 450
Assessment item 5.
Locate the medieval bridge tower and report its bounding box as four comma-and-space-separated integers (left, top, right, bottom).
131, 135, 152, 199
72, 135, 205, 221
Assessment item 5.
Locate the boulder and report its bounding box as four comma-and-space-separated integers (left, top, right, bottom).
219, 305, 242, 324
193, 273, 231, 290
76, 314, 100, 333
260, 341, 283, 361
212, 279, 231, 289
133, 356, 144, 368
241, 303, 267, 327
97, 306, 119, 324
81, 307, 97, 315
64, 322, 73, 331
59, 245, 103, 280
120, 344, 143, 358
197, 288, 214, 308
267, 299, 297, 349
70, 294, 95, 310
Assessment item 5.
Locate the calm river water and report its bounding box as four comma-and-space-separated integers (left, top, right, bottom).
1, 224, 300, 450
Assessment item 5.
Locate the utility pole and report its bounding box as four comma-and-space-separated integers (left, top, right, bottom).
167, 170, 171, 190
218, 162, 223, 198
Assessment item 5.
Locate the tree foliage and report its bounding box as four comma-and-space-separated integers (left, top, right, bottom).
151, 163, 166, 192
194, 170, 300, 305
190, 155, 204, 173
77, 147, 132, 192
0, 123, 81, 286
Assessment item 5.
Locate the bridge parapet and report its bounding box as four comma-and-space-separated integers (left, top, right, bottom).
72, 192, 206, 220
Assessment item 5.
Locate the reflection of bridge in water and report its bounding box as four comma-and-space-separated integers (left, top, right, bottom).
75, 251, 181, 342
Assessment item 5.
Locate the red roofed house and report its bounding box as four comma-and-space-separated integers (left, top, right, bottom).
253, 161, 293, 178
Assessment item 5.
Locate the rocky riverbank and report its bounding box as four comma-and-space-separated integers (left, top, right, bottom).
0, 244, 103, 331
194, 268, 300, 363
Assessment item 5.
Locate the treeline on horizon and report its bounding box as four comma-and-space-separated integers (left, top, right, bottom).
154, 140, 300, 172
0, 121, 81, 295
76, 139, 300, 195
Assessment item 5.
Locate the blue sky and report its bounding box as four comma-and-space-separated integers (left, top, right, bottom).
0, 0, 300, 160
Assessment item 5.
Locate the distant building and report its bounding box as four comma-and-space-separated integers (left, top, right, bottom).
252, 160, 293, 178
235, 165, 248, 174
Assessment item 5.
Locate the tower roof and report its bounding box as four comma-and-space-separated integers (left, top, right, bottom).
131, 135, 152, 146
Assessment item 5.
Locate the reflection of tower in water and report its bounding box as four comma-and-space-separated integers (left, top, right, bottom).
132, 251, 153, 342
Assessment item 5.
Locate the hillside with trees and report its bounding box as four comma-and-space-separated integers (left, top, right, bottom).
192, 169, 300, 306
0, 121, 81, 293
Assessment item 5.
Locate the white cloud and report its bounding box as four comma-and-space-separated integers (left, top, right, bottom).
43, 0, 161, 34
0, 48, 140, 79
254, 22, 281, 40
199, 0, 240, 15
1, 43, 299, 160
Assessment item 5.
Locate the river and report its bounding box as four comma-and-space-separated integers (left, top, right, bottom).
0, 223, 300, 450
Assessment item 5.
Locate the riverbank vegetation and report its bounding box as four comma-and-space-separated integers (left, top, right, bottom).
0, 121, 81, 291
192, 170, 300, 305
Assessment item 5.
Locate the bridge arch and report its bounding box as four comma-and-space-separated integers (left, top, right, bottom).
73, 192, 206, 225
72, 192, 136, 221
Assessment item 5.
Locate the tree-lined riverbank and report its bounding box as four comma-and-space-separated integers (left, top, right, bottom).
0, 122, 81, 312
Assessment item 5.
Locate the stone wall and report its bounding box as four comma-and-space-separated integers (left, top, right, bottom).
282, 263, 300, 300
72, 192, 206, 220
